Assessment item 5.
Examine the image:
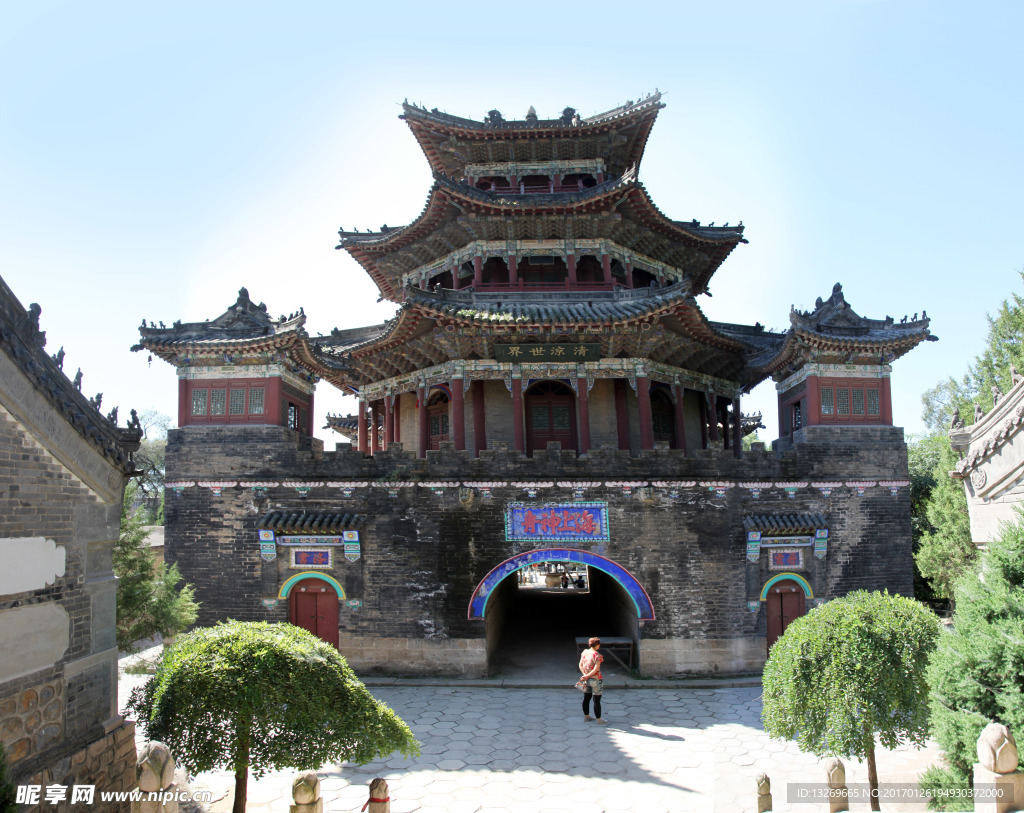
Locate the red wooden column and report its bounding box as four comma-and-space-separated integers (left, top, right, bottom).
805, 377, 820, 427
614, 379, 630, 450
393, 394, 401, 443
732, 396, 742, 458
698, 391, 709, 449
473, 255, 483, 287
384, 394, 394, 447
508, 255, 518, 287
473, 380, 486, 456
357, 400, 368, 453
673, 383, 688, 455
577, 375, 591, 454
707, 392, 720, 442
625, 260, 634, 289
567, 254, 578, 286
637, 375, 654, 450
369, 402, 379, 455
177, 379, 189, 427
417, 384, 428, 458
451, 262, 461, 291
511, 375, 524, 453
880, 376, 893, 425
601, 253, 613, 285
451, 377, 466, 450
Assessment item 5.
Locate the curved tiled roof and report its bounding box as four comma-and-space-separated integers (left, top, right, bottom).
258, 510, 365, 534
400, 94, 665, 177
742, 514, 828, 535
1, 274, 141, 472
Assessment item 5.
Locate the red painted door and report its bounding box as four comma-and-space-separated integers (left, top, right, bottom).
765, 580, 806, 653
289, 579, 339, 648
526, 383, 577, 455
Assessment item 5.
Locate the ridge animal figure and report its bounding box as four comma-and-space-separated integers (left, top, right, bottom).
361, 778, 390, 813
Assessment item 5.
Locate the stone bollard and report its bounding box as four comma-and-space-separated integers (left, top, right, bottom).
824, 757, 849, 813
290, 771, 322, 813
755, 772, 772, 812
974, 722, 1024, 813
131, 741, 177, 813
362, 777, 390, 813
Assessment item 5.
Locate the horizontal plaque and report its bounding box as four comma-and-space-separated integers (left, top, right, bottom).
290, 549, 332, 569
495, 343, 601, 363
506, 502, 609, 542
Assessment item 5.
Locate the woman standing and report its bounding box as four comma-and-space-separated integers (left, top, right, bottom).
578, 637, 608, 725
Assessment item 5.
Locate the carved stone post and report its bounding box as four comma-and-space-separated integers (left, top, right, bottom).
290, 772, 322, 813
824, 757, 849, 813
132, 741, 177, 813
363, 777, 390, 813
755, 772, 772, 812
974, 722, 1024, 813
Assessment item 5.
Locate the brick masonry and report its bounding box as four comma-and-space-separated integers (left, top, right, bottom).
0, 276, 139, 800
164, 422, 914, 677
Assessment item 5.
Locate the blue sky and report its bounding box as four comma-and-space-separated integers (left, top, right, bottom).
2, 1, 1022, 442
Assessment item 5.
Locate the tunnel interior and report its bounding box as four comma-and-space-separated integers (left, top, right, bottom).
484, 561, 640, 677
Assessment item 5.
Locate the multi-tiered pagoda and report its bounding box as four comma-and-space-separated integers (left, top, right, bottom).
135, 96, 935, 677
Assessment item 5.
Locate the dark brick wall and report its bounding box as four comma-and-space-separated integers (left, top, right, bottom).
0, 406, 130, 790
165, 423, 914, 672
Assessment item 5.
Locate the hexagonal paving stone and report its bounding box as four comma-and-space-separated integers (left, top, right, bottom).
435, 759, 467, 771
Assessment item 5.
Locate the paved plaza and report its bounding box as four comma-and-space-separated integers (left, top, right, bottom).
120, 665, 942, 813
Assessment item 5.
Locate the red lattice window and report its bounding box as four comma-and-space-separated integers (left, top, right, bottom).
818, 378, 883, 424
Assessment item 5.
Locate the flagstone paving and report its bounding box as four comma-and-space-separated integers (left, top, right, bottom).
119, 671, 945, 812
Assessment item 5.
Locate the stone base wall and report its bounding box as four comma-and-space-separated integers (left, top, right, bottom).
337, 634, 487, 677
639, 638, 767, 676
15, 720, 136, 813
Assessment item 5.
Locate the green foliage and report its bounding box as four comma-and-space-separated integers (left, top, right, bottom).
762, 591, 940, 762
114, 481, 198, 651
908, 432, 945, 602
0, 745, 17, 813
927, 509, 1024, 775
128, 622, 419, 813
914, 441, 976, 602
918, 764, 973, 812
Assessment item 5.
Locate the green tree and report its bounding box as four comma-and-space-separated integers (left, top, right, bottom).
115, 480, 198, 651
927, 509, 1024, 780
762, 591, 941, 811
0, 745, 16, 813
128, 622, 420, 813
908, 432, 944, 602
134, 410, 170, 525
914, 272, 1024, 598
914, 440, 975, 603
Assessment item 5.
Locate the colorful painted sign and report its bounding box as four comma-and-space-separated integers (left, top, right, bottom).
505, 502, 609, 542
769, 550, 804, 570
494, 343, 601, 363
746, 530, 762, 562
258, 530, 275, 542
342, 530, 359, 542
814, 528, 829, 559
259, 542, 277, 562
344, 542, 361, 562
278, 536, 344, 546
290, 549, 331, 569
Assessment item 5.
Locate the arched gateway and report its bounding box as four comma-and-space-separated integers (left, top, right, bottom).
468, 548, 654, 621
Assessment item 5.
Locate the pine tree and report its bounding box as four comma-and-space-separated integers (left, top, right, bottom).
915, 272, 1024, 598
114, 481, 198, 651
0, 745, 17, 813
927, 509, 1024, 777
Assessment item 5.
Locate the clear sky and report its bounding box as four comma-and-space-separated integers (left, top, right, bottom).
2, 1, 1021, 444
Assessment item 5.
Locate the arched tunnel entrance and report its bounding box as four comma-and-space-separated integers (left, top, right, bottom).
467, 549, 654, 677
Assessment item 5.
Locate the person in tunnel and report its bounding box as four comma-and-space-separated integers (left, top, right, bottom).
578, 637, 608, 725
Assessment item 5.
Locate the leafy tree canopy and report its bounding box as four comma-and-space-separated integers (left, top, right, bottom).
128, 621, 419, 813
762, 591, 940, 809
114, 480, 197, 651
927, 509, 1024, 775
